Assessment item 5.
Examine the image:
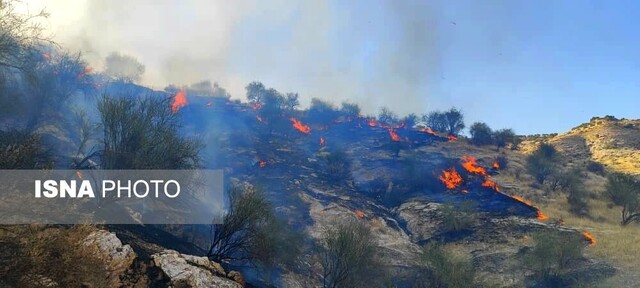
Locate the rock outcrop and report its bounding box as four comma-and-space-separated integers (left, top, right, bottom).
83, 230, 136, 287
151, 250, 243, 288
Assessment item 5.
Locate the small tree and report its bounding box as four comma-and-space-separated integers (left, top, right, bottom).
208, 186, 301, 267
469, 122, 493, 146
378, 107, 399, 126
524, 231, 584, 286
0, 0, 50, 70
606, 173, 640, 225
320, 218, 387, 288
422, 111, 447, 132
97, 95, 201, 169
283, 92, 300, 111
308, 98, 340, 124
103, 52, 145, 83
340, 102, 361, 118
493, 128, 516, 150
526, 143, 559, 185
402, 113, 418, 128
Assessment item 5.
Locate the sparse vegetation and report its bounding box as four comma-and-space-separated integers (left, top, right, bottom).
0, 129, 52, 169
320, 218, 387, 288
96, 95, 202, 169
493, 128, 516, 150
208, 185, 301, 267
321, 149, 352, 182
524, 231, 584, 287
415, 243, 476, 288
526, 143, 560, 185
440, 201, 476, 232
606, 173, 640, 226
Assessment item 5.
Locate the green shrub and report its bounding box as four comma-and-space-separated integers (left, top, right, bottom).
526, 143, 559, 184
606, 173, 640, 225
321, 149, 352, 182
469, 122, 493, 146
524, 231, 584, 287
416, 243, 476, 288
440, 201, 476, 232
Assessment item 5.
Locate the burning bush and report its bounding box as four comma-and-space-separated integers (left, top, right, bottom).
523, 231, 584, 287
0, 129, 52, 169
320, 218, 388, 288
494, 154, 509, 170
415, 243, 476, 288
606, 172, 640, 226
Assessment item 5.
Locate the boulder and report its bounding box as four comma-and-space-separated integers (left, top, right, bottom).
83, 230, 136, 287
152, 250, 242, 288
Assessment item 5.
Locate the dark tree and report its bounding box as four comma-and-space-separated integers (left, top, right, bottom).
423, 108, 465, 135
422, 111, 447, 132
378, 107, 399, 126
493, 128, 516, 150
340, 102, 361, 118
607, 173, 640, 226
402, 113, 418, 128
0, 0, 50, 70
283, 92, 300, 111
526, 143, 559, 184
308, 98, 340, 124
208, 186, 301, 267
97, 96, 201, 170
469, 122, 493, 146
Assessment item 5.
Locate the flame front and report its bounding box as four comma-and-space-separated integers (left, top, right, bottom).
583, 231, 596, 246
461, 155, 488, 176
259, 161, 267, 168
447, 134, 458, 141
493, 161, 500, 169
355, 210, 365, 218
76, 171, 83, 180
368, 119, 376, 127
290, 117, 311, 134
481, 179, 500, 191
388, 129, 401, 142
439, 167, 463, 190
419, 127, 438, 136
171, 89, 188, 113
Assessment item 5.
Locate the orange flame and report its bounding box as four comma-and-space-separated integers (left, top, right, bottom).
447, 134, 458, 141
493, 161, 500, 169
461, 155, 488, 176
583, 231, 596, 246
42, 53, 51, 60
419, 127, 439, 136
481, 179, 500, 192
368, 119, 376, 127
439, 167, 463, 190
388, 129, 401, 142
171, 89, 188, 113
290, 117, 311, 134
355, 210, 365, 219
259, 161, 267, 168
76, 171, 83, 180
537, 211, 549, 221
320, 137, 325, 146
252, 103, 262, 110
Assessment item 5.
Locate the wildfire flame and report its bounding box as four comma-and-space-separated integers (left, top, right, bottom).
461, 155, 488, 176
481, 179, 500, 191
256, 115, 263, 123
252, 103, 262, 110
290, 117, 311, 134
583, 231, 596, 246
171, 89, 188, 113
419, 127, 439, 136
259, 161, 267, 168
368, 119, 376, 127
493, 161, 500, 169
42, 53, 51, 60
76, 170, 83, 180
320, 137, 325, 146
447, 134, 458, 141
388, 129, 401, 142
537, 211, 549, 221
510, 195, 548, 221
439, 167, 463, 190
355, 210, 365, 219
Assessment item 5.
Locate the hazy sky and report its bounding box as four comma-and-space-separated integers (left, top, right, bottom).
23, 0, 640, 134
